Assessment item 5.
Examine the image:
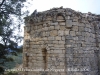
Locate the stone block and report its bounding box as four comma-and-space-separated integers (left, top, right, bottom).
85, 27, 89, 32
59, 22, 66, 25
50, 22, 58, 25
72, 22, 79, 25
57, 19, 65, 22
48, 44, 54, 46
54, 44, 64, 48
45, 32, 50, 36
65, 45, 71, 47
60, 26, 66, 30
65, 35, 73, 39
26, 45, 30, 48
66, 20, 73, 28
62, 36, 65, 40
63, 48, 66, 53
78, 36, 84, 41
85, 32, 90, 37
79, 26, 84, 31
70, 31, 76, 36
59, 41, 65, 44
66, 12, 72, 16
73, 18, 78, 22
53, 50, 62, 53
54, 47, 65, 50
49, 26, 54, 30
37, 53, 43, 56
46, 17, 52, 20
50, 30, 58, 36
75, 72, 83, 75
73, 37, 78, 40
64, 31, 69, 35
43, 31, 46, 37
55, 25, 60, 30
66, 16, 70, 20
56, 36, 61, 40
58, 54, 65, 57
76, 32, 81, 36
43, 37, 47, 40
78, 23, 85, 27
43, 23, 47, 27
26, 26, 31, 33
37, 57, 43, 60
86, 24, 91, 28
58, 30, 64, 36
60, 62, 64, 65
57, 16, 65, 20
61, 72, 66, 75
48, 36, 55, 40
72, 26, 78, 31
44, 27, 48, 31
53, 41, 59, 44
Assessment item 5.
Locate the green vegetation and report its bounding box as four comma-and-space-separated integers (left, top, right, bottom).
3, 72, 18, 75
0, 0, 29, 74
4, 53, 22, 69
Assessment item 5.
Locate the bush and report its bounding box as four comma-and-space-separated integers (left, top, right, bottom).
3, 72, 18, 75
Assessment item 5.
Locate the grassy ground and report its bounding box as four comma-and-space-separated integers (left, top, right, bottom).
4, 53, 22, 69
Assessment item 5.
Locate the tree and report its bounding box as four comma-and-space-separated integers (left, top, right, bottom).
0, 0, 28, 74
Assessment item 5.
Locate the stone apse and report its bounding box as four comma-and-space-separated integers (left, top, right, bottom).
23, 7, 100, 75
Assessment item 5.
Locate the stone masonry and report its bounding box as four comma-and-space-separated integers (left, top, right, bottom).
23, 7, 100, 75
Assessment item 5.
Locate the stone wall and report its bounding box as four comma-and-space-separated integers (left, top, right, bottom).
23, 7, 100, 75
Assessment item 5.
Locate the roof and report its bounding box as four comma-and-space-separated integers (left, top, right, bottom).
24, 7, 100, 25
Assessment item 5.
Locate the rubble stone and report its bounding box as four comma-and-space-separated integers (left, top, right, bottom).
23, 7, 100, 75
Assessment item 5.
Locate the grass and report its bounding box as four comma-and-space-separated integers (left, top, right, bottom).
4, 53, 22, 69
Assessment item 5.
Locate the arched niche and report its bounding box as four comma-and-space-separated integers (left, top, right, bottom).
56, 13, 66, 21
42, 47, 48, 70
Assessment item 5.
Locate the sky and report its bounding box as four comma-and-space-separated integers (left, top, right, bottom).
26, 0, 100, 15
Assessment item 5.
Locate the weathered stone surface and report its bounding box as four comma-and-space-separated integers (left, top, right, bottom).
60, 26, 66, 30
58, 30, 64, 36
72, 26, 78, 31
50, 30, 58, 36
48, 36, 55, 40
64, 30, 69, 35
26, 26, 31, 33
57, 16, 65, 20
59, 22, 66, 25
70, 31, 76, 36
66, 20, 73, 27
79, 26, 84, 31
50, 22, 58, 25
23, 7, 100, 75
56, 36, 61, 40
55, 25, 60, 30
61, 36, 65, 40
53, 41, 59, 44
59, 41, 65, 44
76, 32, 81, 36
49, 26, 54, 30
